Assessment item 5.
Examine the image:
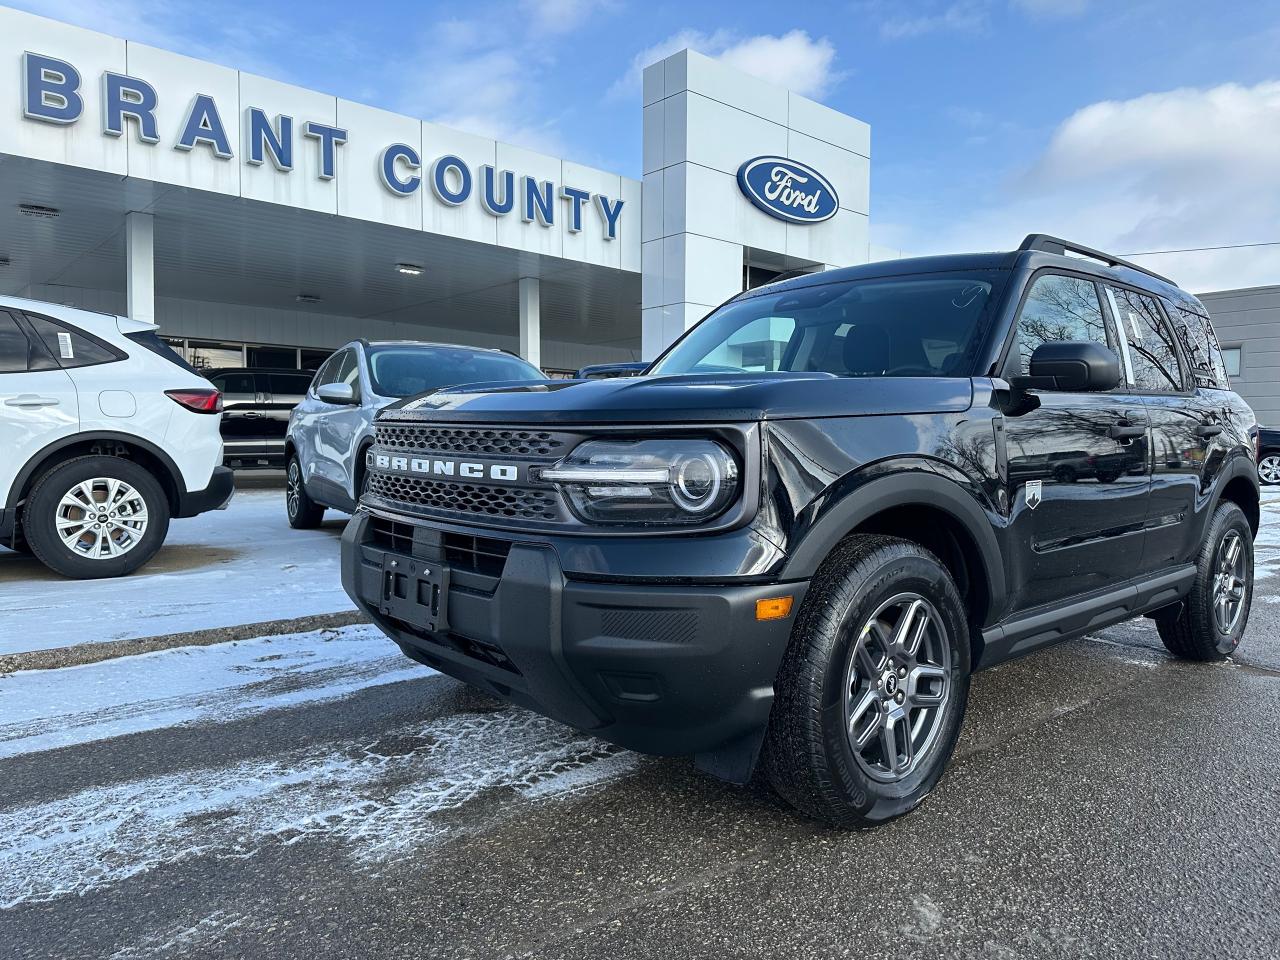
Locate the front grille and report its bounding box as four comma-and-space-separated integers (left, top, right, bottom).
370, 515, 415, 554
375, 424, 567, 458
600, 608, 700, 645
367, 472, 560, 522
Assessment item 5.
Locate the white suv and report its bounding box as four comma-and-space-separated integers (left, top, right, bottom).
0, 296, 233, 579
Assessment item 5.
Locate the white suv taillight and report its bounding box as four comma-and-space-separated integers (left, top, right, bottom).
165, 388, 223, 413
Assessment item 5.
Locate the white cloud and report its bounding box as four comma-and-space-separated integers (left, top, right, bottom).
879, 1, 989, 39
886, 81, 1280, 292
610, 29, 840, 101
518, 0, 616, 35
1010, 0, 1090, 19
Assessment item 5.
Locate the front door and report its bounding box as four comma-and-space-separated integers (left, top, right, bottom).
998, 273, 1151, 613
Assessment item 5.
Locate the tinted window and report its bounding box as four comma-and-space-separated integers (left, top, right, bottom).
268, 373, 312, 397
651, 273, 1003, 378
26, 315, 122, 369
1173, 307, 1227, 389
125, 331, 199, 374
0, 312, 31, 373
366, 346, 543, 398
1014, 275, 1114, 376
312, 351, 345, 390
210, 372, 257, 401
1107, 287, 1182, 392
334, 350, 361, 395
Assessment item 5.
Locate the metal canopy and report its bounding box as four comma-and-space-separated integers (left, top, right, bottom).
0, 154, 641, 352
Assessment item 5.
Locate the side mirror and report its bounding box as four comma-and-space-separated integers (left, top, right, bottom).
1027, 341, 1120, 392
316, 382, 358, 405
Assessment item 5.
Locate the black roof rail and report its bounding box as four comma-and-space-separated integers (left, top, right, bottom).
1019, 234, 1174, 286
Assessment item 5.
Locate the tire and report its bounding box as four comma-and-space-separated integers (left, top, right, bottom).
1156, 501, 1253, 661
1259, 453, 1280, 486
24, 455, 171, 579
762, 535, 972, 827
286, 456, 324, 529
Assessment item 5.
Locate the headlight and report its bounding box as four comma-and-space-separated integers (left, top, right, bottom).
541, 439, 739, 526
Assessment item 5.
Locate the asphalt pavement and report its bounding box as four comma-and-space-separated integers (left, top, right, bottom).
3, 492, 1279, 959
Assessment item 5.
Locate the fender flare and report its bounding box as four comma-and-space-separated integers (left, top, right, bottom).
5, 430, 187, 512
1205, 451, 1262, 533
779, 470, 1008, 623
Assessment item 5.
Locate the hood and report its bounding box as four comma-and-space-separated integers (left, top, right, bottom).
379, 372, 974, 425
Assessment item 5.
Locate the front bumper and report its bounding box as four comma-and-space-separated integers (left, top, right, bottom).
341, 509, 807, 780
175, 465, 236, 517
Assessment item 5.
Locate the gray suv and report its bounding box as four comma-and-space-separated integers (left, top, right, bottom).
283, 339, 544, 527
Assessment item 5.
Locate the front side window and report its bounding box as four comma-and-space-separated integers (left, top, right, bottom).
650, 272, 1004, 378
311, 350, 346, 391
365, 346, 543, 398
1013, 274, 1113, 376
1108, 287, 1182, 392
25, 315, 122, 369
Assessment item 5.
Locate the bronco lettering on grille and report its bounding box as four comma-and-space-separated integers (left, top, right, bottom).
373, 453, 519, 482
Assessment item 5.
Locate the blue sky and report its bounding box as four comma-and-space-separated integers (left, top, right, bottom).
13, 0, 1280, 290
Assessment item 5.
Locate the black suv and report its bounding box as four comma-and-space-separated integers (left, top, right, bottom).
205, 367, 315, 469
341, 236, 1260, 826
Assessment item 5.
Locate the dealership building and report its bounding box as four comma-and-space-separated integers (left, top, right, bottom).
0, 7, 872, 375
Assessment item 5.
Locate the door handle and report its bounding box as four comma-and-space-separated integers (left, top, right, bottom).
1108, 423, 1146, 441
4, 395, 60, 408
1195, 424, 1223, 438
241, 412, 264, 419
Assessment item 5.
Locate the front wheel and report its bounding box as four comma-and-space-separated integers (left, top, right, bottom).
1156, 501, 1253, 661
763, 535, 971, 827
1259, 453, 1280, 486
24, 455, 171, 579
286, 456, 325, 529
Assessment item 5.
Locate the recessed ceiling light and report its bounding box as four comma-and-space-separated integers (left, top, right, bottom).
396, 263, 423, 276
18, 203, 59, 219
295, 293, 322, 304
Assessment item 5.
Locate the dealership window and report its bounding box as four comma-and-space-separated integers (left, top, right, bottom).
1223, 346, 1242, 378
187, 340, 245, 371
300, 349, 332, 371
247, 345, 298, 368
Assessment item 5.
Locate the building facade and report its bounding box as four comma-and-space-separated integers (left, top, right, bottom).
1, 8, 872, 376
1200, 286, 1280, 427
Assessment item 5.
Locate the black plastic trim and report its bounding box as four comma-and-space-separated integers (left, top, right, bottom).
6, 430, 187, 513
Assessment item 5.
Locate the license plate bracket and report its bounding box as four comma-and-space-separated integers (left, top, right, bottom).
379, 554, 450, 633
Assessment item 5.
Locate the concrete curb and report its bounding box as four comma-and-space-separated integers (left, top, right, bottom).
0, 609, 369, 674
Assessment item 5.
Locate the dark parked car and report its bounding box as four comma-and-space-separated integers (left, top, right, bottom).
1258, 426, 1280, 485
342, 235, 1260, 828
205, 368, 314, 469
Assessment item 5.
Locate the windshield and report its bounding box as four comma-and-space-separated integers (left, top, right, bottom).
650, 272, 1005, 378
366, 346, 543, 398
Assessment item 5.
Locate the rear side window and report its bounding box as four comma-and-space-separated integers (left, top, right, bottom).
25, 314, 123, 369
0, 312, 31, 372
268, 373, 312, 397
1013, 274, 1115, 376
124, 330, 199, 375
210, 372, 257, 401
1171, 306, 1228, 389
1106, 287, 1183, 392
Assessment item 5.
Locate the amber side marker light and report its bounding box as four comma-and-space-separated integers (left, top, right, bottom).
756, 596, 794, 621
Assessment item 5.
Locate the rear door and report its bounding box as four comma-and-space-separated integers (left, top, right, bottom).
0, 311, 79, 507
264, 372, 311, 464
998, 272, 1152, 613
1107, 288, 1229, 572
209, 371, 265, 465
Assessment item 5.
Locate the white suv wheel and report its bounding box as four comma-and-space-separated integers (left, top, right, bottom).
56, 477, 150, 559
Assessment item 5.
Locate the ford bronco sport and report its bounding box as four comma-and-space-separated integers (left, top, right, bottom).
341, 235, 1260, 826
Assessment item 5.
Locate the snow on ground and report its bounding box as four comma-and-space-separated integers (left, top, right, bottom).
0, 488, 354, 655
0, 625, 422, 759
1257, 487, 1280, 581
0, 624, 640, 910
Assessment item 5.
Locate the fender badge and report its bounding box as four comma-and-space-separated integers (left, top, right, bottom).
1025, 480, 1043, 510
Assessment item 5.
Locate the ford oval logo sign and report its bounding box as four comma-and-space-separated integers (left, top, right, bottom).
736, 156, 839, 225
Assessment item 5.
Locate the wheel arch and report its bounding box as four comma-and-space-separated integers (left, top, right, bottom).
1213, 456, 1261, 536
779, 470, 1007, 635
7, 432, 185, 518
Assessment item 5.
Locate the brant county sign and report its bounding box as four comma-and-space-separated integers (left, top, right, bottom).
736, 156, 839, 225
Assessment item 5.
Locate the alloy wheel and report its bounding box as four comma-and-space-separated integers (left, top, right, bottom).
1212, 530, 1247, 635
843, 593, 952, 782
287, 461, 302, 518
56, 478, 149, 560
1259, 455, 1280, 485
